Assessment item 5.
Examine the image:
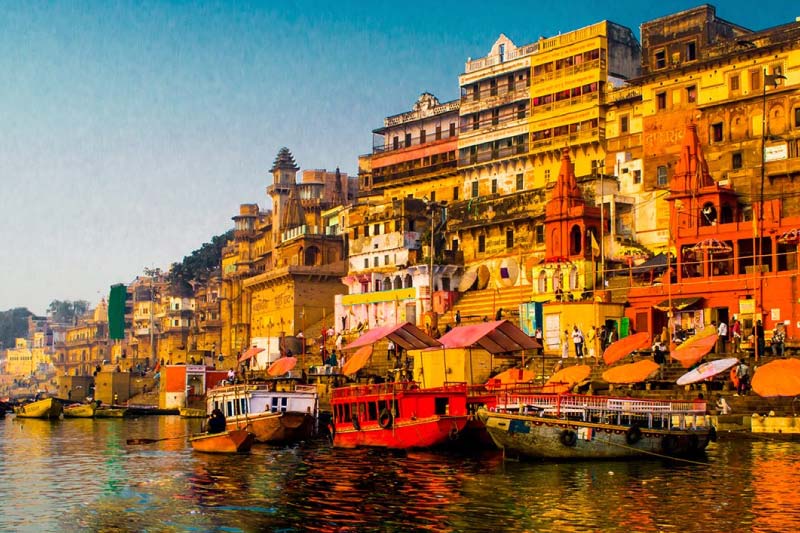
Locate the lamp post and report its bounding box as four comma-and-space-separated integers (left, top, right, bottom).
755, 68, 786, 360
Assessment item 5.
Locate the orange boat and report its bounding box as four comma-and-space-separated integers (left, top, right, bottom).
188, 428, 255, 453
331, 381, 469, 449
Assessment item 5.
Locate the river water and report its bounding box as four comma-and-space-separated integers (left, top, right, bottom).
1, 415, 799, 533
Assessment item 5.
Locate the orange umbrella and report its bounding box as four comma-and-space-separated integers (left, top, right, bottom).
487, 367, 536, 388
751, 358, 800, 397
678, 326, 717, 348
602, 360, 660, 384
546, 364, 591, 388
341, 345, 373, 376
671, 333, 718, 368
267, 356, 297, 377
238, 346, 264, 363
603, 332, 650, 365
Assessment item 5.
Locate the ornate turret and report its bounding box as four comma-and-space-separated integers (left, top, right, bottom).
547, 148, 585, 218
270, 147, 299, 173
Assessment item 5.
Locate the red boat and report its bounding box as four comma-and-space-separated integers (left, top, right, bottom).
189, 428, 255, 453
330, 381, 469, 449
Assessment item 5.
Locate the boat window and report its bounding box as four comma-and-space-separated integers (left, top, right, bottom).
367, 401, 378, 421
434, 397, 449, 415
226, 400, 234, 417
240, 398, 248, 415
341, 403, 351, 422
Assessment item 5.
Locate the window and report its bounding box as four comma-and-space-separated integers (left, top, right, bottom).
508, 74, 515, 92
472, 114, 480, 130
620, 115, 629, 133
374, 223, 380, 235
430, 191, 436, 202
544, 169, 551, 181
405, 133, 411, 147
517, 103, 525, 120
686, 41, 697, 61
491, 179, 498, 194
364, 258, 369, 269
392, 137, 399, 150
733, 151, 743, 169
657, 165, 668, 186
353, 227, 359, 239
656, 91, 667, 110
491, 108, 499, 126
490, 79, 497, 96
420, 129, 426, 143
471, 181, 479, 198
654, 49, 666, 69
535, 225, 545, 244
373, 257, 379, 267
730, 74, 740, 91
472, 85, 479, 101
384, 255, 390, 266
364, 225, 369, 237
453, 186, 459, 200
435, 125, 442, 140
506, 229, 514, 249
712, 122, 723, 142
478, 235, 486, 253
516, 173, 524, 191
633, 170, 642, 184
794, 107, 800, 128
686, 85, 697, 103
751, 69, 761, 92
449, 122, 456, 137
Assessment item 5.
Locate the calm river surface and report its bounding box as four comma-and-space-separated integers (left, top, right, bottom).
1, 415, 799, 532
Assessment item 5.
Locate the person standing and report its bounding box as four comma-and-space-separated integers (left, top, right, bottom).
572, 325, 585, 359
717, 319, 728, 354
731, 318, 742, 354
753, 320, 765, 359
561, 329, 570, 359
455, 309, 461, 326
586, 326, 597, 361
534, 328, 543, 355
772, 324, 786, 357
736, 359, 750, 395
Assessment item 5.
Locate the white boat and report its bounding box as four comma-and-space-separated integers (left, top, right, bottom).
477, 393, 716, 460
206, 383, 318, 444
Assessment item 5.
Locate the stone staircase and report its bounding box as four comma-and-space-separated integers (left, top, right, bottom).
440, 285, 532, 330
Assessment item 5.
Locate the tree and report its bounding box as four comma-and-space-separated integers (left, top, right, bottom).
47, 300, 91, 324
167, 230, 233, 294
0, 307, 32, 351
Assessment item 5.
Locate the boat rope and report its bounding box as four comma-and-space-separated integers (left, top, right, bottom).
592, 436, 753, 471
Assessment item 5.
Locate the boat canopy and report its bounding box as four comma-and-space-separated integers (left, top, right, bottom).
438, 320, 540, 354
342, 322, 440, 352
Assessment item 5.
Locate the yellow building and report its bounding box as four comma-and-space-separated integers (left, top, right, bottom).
59, 302, 110, 376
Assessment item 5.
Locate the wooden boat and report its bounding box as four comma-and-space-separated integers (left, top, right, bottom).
189, 428, 255, 453
330, 381, 470, 449
206, 383, 318, 444
63, 403, 97, 418
13, 397, 63, 419
477, 393, 716, 460
179, 407, 207, 418
95, 407, 128, 418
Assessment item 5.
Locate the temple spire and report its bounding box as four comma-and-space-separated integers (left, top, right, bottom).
671, 123, 713, 193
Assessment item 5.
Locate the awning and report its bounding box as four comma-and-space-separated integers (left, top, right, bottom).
653, 297, 702, 312
342, 322, 440, 352
239, 346, 265, 362
629, 253, 668, 274
438, 320, 540, 354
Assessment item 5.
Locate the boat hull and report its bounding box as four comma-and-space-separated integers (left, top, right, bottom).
189, 429, 255, 453
13, 398, 63, 419
63, 404, 97, 418
179, 407, 207, 418
95, 408, 127, 418
333, 415, 469, 449
227, 411, 316, 444
478, 409, 712, 459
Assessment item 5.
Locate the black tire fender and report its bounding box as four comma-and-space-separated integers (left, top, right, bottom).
378, 408, 393, 430
559, 429, 578, 447
625, 425, 643, 445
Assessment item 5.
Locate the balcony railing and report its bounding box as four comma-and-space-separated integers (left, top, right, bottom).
448, 189, 546, 229
530, 127, 605, 152
373, 131, 457, 154
457, 142, 528, 166
530, 58, 605, 84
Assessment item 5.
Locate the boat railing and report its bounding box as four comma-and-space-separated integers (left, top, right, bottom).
332, 381, 468, 399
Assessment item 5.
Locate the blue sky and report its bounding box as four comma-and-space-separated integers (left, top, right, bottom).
1, 0, 796, 315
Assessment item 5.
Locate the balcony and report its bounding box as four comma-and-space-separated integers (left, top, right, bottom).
448, 189, 546, 230
373, 131, 457, 154
242, 260, 348, 288
457, 142, 528, 167
530, 127, 605, 153
458, 85, 531, 115
370, 159, 457, 188
530, 58, 606, 84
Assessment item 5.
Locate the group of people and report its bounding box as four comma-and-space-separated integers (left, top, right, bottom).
552, 323, 619, 361
709, 317, 788, 357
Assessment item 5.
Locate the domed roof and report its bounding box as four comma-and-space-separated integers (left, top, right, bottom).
270, 147, 299, 173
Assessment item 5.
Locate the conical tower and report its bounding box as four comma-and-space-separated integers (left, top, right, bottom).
268, 147, 300, 239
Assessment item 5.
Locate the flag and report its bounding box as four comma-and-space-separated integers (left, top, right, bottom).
590, 233, 601, 258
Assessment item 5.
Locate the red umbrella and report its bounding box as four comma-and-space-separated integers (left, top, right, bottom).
238, 346, 264, 363
751, 358, 800, 397
267, 356, 297, 377
603, 332, 650, 365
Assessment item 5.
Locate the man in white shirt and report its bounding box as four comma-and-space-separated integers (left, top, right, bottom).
717, 320, 728, 354
572, 326, 585, 358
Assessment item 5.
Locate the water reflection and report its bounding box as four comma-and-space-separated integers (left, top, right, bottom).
2, 416, 800, 532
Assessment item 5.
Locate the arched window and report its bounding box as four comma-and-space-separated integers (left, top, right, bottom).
404, 274, 413, 288
382, 278, 392, 291
569, 267, 579, 290
701, 203, 717, 226
304, 246, 320, 266
538, 271, 547, 293
393, 276, 402, 290
570, 225, 582, 255
720, 204, 734, 224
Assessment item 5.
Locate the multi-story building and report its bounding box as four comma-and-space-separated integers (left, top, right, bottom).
340, 94, 462, 332
55, 302, 110, 376
220, 148, 351, 363
190, 274, 223, 361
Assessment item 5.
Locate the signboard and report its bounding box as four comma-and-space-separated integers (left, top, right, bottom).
739, 299, 755, 315
764, 144, 788, 162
